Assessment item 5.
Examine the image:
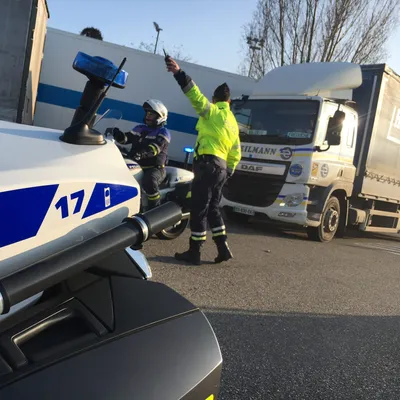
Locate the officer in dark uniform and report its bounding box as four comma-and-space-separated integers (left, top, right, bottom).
165, 57, 241, 265
113, 99, 171, 209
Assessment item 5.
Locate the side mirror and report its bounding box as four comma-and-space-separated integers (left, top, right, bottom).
326, 110, 345, 146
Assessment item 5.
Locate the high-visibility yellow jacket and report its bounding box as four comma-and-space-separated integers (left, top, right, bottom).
182, 81, 241, 173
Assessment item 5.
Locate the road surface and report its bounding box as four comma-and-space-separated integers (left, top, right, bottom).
143, 220, 400, 399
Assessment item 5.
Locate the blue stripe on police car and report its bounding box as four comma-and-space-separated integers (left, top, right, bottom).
0, 183, 138, 248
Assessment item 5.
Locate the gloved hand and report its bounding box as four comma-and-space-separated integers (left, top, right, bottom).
105, 127, 114, 137
227, 169, 234, 179
112, 128, 126, 144
131, 152, 142, 161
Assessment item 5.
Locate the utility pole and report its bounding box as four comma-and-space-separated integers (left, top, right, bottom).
247, 35, 264, 77
153, 22, 162, 54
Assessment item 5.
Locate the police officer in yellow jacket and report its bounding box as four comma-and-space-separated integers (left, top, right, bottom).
166, 56, 241, 265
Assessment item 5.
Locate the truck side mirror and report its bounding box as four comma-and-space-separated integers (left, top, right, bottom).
326, 110, 345, 146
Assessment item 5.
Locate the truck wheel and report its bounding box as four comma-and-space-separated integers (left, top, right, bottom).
307, 196, 340, 243
225, 208, 250, 224
156, 218, 189, 240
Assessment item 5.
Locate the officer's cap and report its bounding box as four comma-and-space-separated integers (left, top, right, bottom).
213, 82, 230, 101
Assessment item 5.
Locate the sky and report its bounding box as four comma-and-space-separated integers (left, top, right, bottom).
45, 0, 400, 75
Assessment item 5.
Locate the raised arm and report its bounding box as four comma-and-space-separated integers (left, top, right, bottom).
166, 57, 215, 119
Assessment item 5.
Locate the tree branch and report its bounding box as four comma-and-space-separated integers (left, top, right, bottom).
240, 0, 400, 78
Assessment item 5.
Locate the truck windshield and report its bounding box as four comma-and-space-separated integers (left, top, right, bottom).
231, 99, 319, 145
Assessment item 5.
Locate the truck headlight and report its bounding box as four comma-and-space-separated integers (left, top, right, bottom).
282, 193, 305, 207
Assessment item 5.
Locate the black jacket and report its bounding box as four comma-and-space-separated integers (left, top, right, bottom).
124, 124, 171, 168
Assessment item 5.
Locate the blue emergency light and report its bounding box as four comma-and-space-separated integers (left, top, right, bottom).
183, 147, 194, 171
61, 52, 128, 146
72, 52, 129, 88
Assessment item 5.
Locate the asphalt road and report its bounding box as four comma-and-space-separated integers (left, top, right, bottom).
143, 220, 400, 400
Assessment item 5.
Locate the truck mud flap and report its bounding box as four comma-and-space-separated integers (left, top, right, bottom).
307, 182, 352, 225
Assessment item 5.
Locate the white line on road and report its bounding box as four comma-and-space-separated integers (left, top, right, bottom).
354, 242, 400, 256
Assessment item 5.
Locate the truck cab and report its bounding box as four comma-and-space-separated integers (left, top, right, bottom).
221, 62, 362, 241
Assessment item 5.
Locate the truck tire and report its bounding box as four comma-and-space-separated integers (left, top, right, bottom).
307, 196, 340, 243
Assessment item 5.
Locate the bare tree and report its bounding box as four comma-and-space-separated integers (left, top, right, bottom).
135, 41, 194, 62
239, 0, 400, 79
80, 27, 103, 41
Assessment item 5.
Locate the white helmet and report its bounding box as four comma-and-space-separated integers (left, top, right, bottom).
143, 99, 168, 126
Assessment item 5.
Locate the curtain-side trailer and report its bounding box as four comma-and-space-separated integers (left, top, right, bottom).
221, 62, 400, 242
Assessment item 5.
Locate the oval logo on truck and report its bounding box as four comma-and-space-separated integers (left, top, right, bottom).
320, 163, 329, 178
289, 164, 303, 177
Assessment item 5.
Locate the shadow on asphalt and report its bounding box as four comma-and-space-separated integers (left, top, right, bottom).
146, 255, 179, 265
226, 218, 400, 244
219, 214, 308, 240
204, 307, 400, 400
146, 254, 219, 266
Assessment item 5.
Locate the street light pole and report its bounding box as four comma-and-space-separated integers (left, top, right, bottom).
247, 35, 264, 77
153, 22, 163, 54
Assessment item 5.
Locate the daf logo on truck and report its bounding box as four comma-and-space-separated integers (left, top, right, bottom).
240, 164, 263, 172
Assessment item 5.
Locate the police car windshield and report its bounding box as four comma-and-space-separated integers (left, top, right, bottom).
231, 99, 319, 145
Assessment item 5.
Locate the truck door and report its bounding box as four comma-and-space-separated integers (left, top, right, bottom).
338, 111, 357, 183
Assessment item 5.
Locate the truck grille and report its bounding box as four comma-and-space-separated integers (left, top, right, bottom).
222, 171, 286, 207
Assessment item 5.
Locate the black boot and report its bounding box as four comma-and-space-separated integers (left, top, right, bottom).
147, 198, 161, 210
214, 235, 233, 263
175, 238, 202, 265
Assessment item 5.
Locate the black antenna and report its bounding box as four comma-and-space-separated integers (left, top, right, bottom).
60, 57, 127, 145
163, 48, 171, 63
80, 57, 127, 126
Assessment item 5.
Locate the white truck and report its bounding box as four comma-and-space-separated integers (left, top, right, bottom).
33, 27, 255, 163
221, 62, 400, 242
